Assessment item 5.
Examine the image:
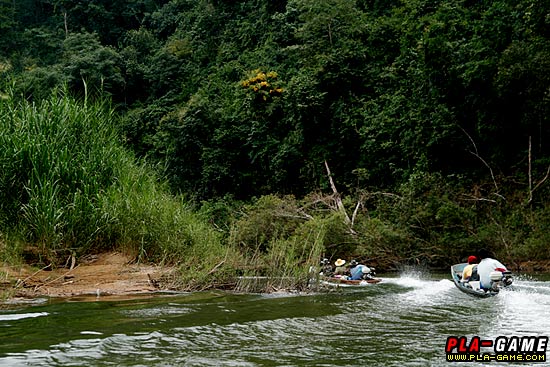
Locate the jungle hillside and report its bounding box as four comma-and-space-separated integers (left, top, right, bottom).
2, 0, 550, 288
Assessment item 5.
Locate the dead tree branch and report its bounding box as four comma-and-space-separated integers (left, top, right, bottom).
460, 127, 503, 200
324, 160, 351, 224
527, 136, 550, 204
351, 200, 362, 227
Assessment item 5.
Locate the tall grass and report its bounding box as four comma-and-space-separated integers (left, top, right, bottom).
228, 195, 326, 292
0, 87, 222, 268
0, 86, 324, 292
100, 160, 224, 264
1, 88, 110, 256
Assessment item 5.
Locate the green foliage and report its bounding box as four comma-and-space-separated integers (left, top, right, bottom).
226, 195, 327, 287
100, 161, 222, 263
197, 195, 242, 233
20, 27, 65, 66
292, 0, 366, 53
62, 32, 124, 98
229, 195, 302, 254
0, 0, 17, 54
14, 32, 124, 101
0, 88, 221, 267
4, 1, 550, 193
2, 0, 550, 273
0, 232, 23, 265
52, 0, 161, 45
471, 202, 550, 262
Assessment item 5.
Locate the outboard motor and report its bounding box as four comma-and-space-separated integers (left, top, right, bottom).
360, 266, 376, 280
502, 271, 513, 286
370, 267, 376, 277
489, 270, 513, 291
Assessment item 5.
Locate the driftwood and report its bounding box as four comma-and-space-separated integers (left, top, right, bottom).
33, 265, 80, 291
207, 260, 225, 275
15, 263, 52, 289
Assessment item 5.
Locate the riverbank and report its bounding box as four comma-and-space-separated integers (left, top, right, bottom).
1, 252, 177, 300
2, 252, 550, 302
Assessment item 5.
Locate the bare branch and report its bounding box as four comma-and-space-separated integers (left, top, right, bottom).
324, 160, 351, 224
351, 200, 362, 227
461, 196, 497, 203
15, 263, 52, 289
364, 191, 403, 200
459, 126, 500, 194
530, 164, 550, 201
275, 213, 314, 221
526, 136, 550, 204
527, 135, 533, 203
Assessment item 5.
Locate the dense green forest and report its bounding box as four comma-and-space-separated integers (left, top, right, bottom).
1, 0, 550, 286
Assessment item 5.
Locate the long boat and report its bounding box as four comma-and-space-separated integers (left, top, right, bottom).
319, 275, 382, 288
451, 263, 512, 298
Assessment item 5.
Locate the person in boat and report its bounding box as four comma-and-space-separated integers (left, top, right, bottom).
477, 249, 509, 290
333, 259, 348, 277
348, 260, 372, 280
461, 255, 479, 282
319, 258, 333, 276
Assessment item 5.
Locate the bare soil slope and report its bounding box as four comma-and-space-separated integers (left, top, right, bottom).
4, 252, 173, 299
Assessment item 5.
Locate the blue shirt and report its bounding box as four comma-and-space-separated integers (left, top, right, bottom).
350, 265, 370, 280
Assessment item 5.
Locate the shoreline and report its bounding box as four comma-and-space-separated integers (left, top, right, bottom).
1, 252, 177, 301
2, 252, 550, 304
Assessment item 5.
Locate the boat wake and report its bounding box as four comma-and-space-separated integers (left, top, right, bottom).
487, 278, 550, 336
384, 269, 455, 290
379, 272, 456, 307
0, 312, 49, 322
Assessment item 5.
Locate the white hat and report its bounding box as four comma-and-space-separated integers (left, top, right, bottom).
335, 259, 346, 267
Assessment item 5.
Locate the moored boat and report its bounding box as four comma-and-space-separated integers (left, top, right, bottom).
451, 263, 513, 298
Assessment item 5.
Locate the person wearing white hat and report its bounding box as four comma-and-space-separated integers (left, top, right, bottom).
333, 259, 348, 277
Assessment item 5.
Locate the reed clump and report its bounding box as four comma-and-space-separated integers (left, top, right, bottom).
227, 195, 326, 292
0, 88, 222, 268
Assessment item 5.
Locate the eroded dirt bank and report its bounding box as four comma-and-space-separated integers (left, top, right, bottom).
2, 252, 175, 300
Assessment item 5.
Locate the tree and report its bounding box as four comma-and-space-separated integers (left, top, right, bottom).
62, 32, 124, 98
0, 0, 16, 54
52, 0, 164, 45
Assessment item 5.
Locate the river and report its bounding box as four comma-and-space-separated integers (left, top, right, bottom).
1, 271, 549, 366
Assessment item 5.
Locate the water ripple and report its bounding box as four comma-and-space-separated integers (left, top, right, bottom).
1, 276, 550, 366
